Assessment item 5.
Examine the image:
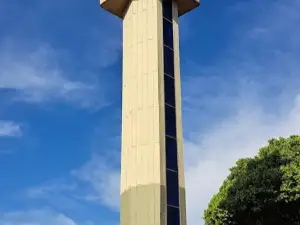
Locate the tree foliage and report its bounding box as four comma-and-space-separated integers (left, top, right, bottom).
204, 135, 300, 225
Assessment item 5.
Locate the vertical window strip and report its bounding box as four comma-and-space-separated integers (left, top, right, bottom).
162, 1, 181, 225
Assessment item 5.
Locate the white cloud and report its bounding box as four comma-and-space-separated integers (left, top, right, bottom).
184, 94, 300, 224
0, 209, 77, 225
0, 121, 21, 137
25, 153, 120, 211
72, 154, 120, 210
0, 41, 106, 109
26, 180, 77, 199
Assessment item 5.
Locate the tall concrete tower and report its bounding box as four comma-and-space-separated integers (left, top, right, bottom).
100, 0, 199, 224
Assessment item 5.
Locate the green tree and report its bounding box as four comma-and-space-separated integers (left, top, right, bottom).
204, 135, 300, 225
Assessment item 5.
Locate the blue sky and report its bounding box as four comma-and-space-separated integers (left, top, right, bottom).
0, 0, 300, 224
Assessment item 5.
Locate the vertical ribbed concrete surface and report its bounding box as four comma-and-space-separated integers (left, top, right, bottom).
121, 0, 163, 224
120, 0, 187, 224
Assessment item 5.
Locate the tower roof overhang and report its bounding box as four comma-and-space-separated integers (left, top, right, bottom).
100, 0, 200, 19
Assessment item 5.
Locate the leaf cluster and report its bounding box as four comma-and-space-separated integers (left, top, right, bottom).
204, 135, 300, 225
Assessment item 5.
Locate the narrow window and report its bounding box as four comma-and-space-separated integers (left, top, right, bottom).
163, 0, 173, 21
166, 136, 178, 171
167, 206, 180, 225
165, 104, 177, 138
163, 18, 174, 49
164, 46, 174, 77
166, 170, 179, 207
164, 75, 175, 107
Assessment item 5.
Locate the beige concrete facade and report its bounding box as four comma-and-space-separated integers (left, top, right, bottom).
100, 0, 198, 224
121, 0, 165, 224
120, 0, 187, 224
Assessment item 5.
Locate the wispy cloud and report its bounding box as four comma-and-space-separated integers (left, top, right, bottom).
0, 121, 21, 137
25, 152, 120, 211
0, 209, 95, 225
0, 209, 77, 225
26, 179, 77, 199
72, 153, 120, 210
23, 118, 121, 216
184, 93, 300, 224
0, 41, 108, 109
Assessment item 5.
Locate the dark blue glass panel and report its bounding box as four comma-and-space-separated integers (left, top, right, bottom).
166, 170, 179, 206
165, 104, 177, 138
166, 136, 178, 171
164, 75, 175, 107
163, 18, 173, 49
163, 0, 173, 21
167, 206, 180, 225
164, 46, 174, 77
